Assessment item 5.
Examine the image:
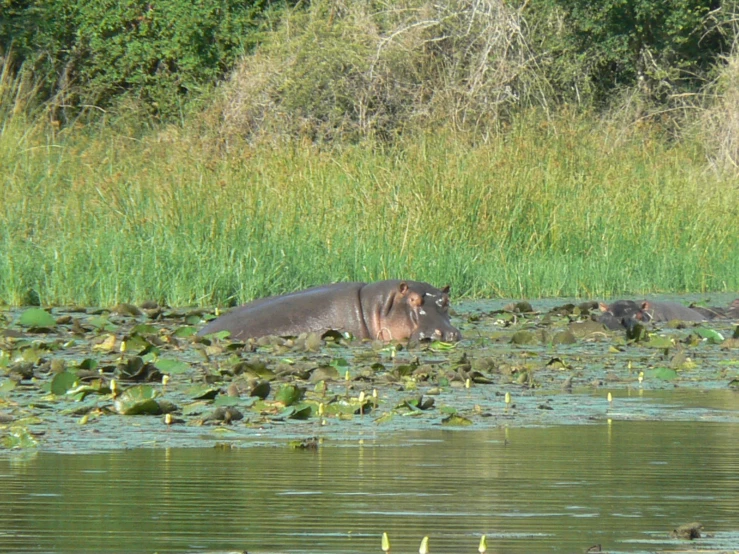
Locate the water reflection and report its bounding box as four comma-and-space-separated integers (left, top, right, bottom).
2, 422, 739, 553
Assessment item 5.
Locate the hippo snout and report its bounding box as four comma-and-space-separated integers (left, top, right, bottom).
415, 327, 462, 342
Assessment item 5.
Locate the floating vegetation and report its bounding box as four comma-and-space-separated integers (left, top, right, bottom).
1, 299, 739, 451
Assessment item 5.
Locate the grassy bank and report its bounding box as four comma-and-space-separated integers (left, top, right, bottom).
1, 112, 738, 307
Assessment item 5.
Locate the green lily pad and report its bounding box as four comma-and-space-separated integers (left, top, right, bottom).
511, 330, 536, 345
693, 328, 725, 344
131, 324, 158, 336
88, 316, 117, 332
429, 340, 456, 351
114, 385, 161, 415
643, 336, 673, 349
646, 367, 678, 381
77, 358, 99, 370
2, 426, 38, 449
51, 371, 79, 396
154, 359, 190, 374
185, 314, 202, 325
280, 404, 313, 420
374, 412, 395, 424
0, 379, 17, 395
274, 384, 304, 407
173, 326, 198, 338
441, 414, 473, 426
186, 385, 219, 400
329, 357, 349, 369
19, 308, 56, 329
181, 401, 211, 415
213, 395, 243, 407
249, 380, 271, 399
311, 366, 340, 382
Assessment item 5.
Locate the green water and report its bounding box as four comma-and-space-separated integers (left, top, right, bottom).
2, 421, 739, 553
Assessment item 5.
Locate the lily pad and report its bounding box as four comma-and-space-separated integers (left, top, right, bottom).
88, 316, 117, 332
692, 328, 724, 344
213, 395, 244, 407
643, 336, 673, 349
280, 404, 313, 420
131, 324, 158, 336
274, 384, 304, 407
19, 308, 56, 329
173, 326, 198, 338
0, 379, 17, 395
646, 367, 678, 381
154, 359, 189, 374
51, 371, 79, 396
114, 385, 161, 415
186, 385, 219, 400
441, 414, 473, 426
2, 426, 38, 449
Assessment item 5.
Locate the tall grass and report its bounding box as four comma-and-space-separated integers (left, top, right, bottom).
2, 107, 738, 306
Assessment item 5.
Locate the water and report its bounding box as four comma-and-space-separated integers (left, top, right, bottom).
2, 421, 739, 553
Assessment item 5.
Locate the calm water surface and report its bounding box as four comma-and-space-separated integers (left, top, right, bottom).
2, 421, 739, 553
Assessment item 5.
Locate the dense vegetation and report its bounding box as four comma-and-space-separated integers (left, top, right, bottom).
1, 0, 739, 306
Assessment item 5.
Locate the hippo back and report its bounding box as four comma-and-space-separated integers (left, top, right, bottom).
197, 282, 367, 340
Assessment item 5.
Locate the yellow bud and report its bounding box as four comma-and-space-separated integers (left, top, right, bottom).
381, 532, 390, 552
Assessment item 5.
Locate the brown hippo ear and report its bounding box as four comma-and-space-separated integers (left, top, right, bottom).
441, 285, 450, 294
641, 301, 651, 310
398, 282, 409, 294
598, 302, 609, 313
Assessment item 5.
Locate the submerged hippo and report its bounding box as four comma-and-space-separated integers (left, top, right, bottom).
598, 299, 707, 329
198, 280, 462, 342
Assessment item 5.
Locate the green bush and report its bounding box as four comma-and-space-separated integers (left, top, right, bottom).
1, 0, 284, 120
535, 0, 730, 102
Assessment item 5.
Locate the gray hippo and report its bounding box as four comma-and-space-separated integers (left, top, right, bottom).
598, 299, 707, 329
198, 280, 462, 342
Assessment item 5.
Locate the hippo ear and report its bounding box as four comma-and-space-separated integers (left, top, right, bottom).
441, 285, 450, 294
641, 301, 652, 310
598, 302, 608, 313
398, 282, 408, 294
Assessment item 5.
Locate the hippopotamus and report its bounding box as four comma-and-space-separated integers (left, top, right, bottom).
197, 280, 462, 343
598, 299, 707, 329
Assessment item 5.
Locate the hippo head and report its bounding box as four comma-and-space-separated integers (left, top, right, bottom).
401, 282, 462, 343
369, 281, 462, 343
599, 300, 652, 322
597, 300, 653, 330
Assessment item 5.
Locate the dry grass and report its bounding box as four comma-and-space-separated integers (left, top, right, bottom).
212, 0, 549, 144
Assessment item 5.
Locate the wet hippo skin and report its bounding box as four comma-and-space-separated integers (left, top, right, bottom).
598, 299, 708, 328
198, 280, 462, 342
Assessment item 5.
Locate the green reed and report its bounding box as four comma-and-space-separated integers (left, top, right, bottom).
2, 111, 738, 306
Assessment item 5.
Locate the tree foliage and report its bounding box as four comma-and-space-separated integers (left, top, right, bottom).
1, 0, 284, 120
537, 0, 730, 101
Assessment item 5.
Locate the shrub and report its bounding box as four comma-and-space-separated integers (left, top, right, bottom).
214, 0, 552, 143
1, 0, 284, 121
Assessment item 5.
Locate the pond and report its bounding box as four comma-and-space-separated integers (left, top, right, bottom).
2, 295, 739, 552
2, 420, 739, 553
